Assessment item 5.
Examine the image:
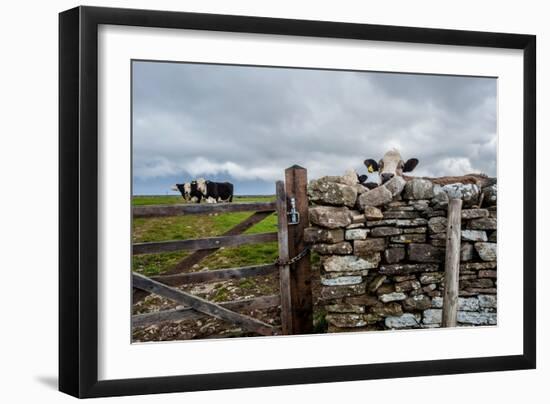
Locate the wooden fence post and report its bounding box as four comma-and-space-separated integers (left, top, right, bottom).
285, 165, 313, 334
442, 198, 463, 327
276, 181, 293, 334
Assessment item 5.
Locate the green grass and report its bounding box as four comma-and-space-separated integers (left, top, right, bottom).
132, 195, 278, 276
132, 194, 274, 206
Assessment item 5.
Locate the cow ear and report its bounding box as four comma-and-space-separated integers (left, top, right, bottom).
364, 159, 379, 172
403, 158, 419, 172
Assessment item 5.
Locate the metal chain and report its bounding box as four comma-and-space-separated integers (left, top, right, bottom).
275, 246, 310, 267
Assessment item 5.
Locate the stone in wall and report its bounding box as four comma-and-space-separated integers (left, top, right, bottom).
308, 177, 358, 207
394, 279, 421, 292
442, 183, 480, 207
460, 262, 497, 271
408, 243, 445, 263
326, 313, 381, 328
364, 206, 384, 220
385, 247, 405, 264
482, 184, 497, 206
478, 270, 497, 278
432, 296, 480, 311
345, 228, 369, 240
390, 234, 427, 244
457, 311, 497, 325
345, 295, 380, 307
428, 216, 447, 234
369, 302, 403, 317
384, 176, 407, 196
475, 242, 497, 261
461, 243, 474, 261
358, 186, 393, 208
385, 313, 421, 329
419, 272, 444, 284
320, 282, 366, 300
467, 217, 497, 230
354, 238, 386, 255
422, 309, 442, 324
379, 292, 407, 303
403, 179, 434, 200
402, 294, 432, 311
321, 275, 363, 286
461, 230, 488, 242
403, 227, 427, 234
325, 303, 365, 314
395, 218, 428, 227
368, 275, 387, 293
461, 278, 494, 289
431, 184, 449, 208
379, 263, 439, 275
312, 242, 353, 255
478, 294, 497, 309
461, 209, 489, 219
309, 206, 351, 229
304, 227, 344, 244
371, 227, 402, 237
323, 254, 380, 272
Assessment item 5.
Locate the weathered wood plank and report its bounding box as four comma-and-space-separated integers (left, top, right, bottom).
442, 198, 463, 327
276, 180, 293, 335
151, 263, 278, 286
133, 201, 276, 218
133, 232, 278, 255
132, 295, 281, 328
132, 273, 277, 336
285, 166, 313, 334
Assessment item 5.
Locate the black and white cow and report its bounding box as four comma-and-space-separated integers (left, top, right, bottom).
172, 182, 202, 202
172, 179, 234, 203
196, 179, 234, 203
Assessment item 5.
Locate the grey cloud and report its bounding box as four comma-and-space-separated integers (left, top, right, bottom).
132, 61, 496, 195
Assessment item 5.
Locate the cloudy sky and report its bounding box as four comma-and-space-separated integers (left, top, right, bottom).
132, 61, 496, 195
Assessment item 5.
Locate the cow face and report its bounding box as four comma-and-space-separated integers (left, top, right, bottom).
195, 178, 207, 195
364, 149, 419, 184
172, 183, 191, 200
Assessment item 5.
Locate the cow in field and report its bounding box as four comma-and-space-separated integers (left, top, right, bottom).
172, 179, 234, 203
172, 182, 201, 202
358, 149, 495, 190
196, 179, 234, 203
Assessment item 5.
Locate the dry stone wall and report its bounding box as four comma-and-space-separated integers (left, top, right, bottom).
306, 171, 497, 332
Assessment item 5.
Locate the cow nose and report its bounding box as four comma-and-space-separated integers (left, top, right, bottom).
381, 173, 394, 183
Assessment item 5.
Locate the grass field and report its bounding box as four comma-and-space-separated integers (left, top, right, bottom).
132, 195, 278, 276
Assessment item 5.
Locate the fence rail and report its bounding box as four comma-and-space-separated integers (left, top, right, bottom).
133, 201, 276, 218
150, 263, 278, 286
133, 232, 278, 255
132, 295, 280, 328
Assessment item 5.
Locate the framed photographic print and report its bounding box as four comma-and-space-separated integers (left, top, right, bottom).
59, 6, 536, 398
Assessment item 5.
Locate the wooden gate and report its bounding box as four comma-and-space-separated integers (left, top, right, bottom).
131, 166, 313, 337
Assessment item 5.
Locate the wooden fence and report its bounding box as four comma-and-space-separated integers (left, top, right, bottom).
131, 166, 313, 337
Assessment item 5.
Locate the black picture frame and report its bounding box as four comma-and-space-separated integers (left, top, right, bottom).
59, 5, 536, 398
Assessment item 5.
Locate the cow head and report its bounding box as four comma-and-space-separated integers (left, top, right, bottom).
172, 183, 191, 200
364, 149, 419, 184
195, 178, 207, 195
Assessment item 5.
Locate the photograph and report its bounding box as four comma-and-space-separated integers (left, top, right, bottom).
130, 60, 498, 342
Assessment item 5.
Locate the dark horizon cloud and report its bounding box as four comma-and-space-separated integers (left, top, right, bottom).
132, 61, 496, 195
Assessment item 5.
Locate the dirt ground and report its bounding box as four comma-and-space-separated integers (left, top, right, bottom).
132, 263, 324, 342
